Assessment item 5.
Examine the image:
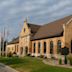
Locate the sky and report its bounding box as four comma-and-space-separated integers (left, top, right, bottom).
0, 0, 72, 41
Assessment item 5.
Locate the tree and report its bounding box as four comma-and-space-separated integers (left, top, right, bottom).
61, 46, 69, 64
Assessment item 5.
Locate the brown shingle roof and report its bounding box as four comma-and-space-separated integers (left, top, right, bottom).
27, 23, 41, 34
8, 37, 19, 45
32, 15, 72, 40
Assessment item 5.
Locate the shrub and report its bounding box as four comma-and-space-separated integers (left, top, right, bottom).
51, 54, 55, 59
44, 56, 47, 59
7, 52, 13, 57
27, 54, 30, 56
51, 56, 55, 59
31, 55, 35, 57
59, 58, 62, 65
13, 52, 18, 57
40, 55, 44, 58
13, 52, 16, 54
68, 54, 72, 65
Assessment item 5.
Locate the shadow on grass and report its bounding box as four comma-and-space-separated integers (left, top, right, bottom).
0, 57, 29, 65
0, 56, 72, 72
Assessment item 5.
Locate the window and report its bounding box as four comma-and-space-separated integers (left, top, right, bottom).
1, 46, 2, 51
34, 43, 36, 53
38, 42, 41, 53
24, 28, 26, 32
12, 47, 13, 50
20, 47, 23, 54
15, 45, 16, 52
25, 47, 28, 54
71, 40, 72, 53
16, 45, 19, 52
8, 48, 10, 52
57, 40, 61, 54
50, 41, 53, 54
44, 42, 46, 53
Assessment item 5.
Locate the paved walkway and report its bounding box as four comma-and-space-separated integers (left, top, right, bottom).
43, 60, 72, 69
0, 63, 19, 72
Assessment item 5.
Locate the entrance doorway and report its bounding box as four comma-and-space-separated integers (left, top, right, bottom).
71, 40, 72, 53
25, 47, 28, 55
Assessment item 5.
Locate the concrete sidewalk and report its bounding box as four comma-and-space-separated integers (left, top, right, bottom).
0, 63, 19, 72
43, 60, 72, 69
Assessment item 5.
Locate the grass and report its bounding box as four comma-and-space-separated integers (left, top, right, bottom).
0, 56, 72, 72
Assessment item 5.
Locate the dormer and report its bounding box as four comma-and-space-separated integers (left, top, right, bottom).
20, 19, 31, 37
20, 19, 41, 38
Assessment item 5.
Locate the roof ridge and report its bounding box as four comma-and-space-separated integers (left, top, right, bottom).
32, 15, 72, 40
27, 23, 41, 26
44, 15, 72, 26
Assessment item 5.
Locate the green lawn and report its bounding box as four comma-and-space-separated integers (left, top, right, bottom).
0, 56, 72, 72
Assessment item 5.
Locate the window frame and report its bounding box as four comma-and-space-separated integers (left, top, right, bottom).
50, 41, 53, 54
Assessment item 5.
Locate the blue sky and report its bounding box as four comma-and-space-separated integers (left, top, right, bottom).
0, 0, 72, 41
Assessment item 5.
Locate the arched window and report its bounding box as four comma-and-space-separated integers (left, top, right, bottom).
50, 41, 53, 54
21, 47, 23, 54
38, 42, 41, 53
25, 47, 28, 55
34, 43, 36, 53
44, 42, 46, 53
15, 45, 16, 52
71, 40, 72, 53
57, 40, 61, 54
17, 45, 19, 52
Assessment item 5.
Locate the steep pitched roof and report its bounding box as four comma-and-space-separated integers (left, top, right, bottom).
8, 37, 19, 45
27, 23, 41, 34
32, 15, 72, 40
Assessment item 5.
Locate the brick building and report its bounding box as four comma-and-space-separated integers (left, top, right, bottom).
6, 15, 72, 58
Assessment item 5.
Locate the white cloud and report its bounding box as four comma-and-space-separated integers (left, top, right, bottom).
0, 0, 72, 40
0, 0, 16, 9
34, 0, 72, 16
8, 0, 48, 15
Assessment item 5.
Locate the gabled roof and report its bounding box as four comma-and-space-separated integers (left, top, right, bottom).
8, 37, 19, 45
32, 15, 72, 40
27, 23, 41, 34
